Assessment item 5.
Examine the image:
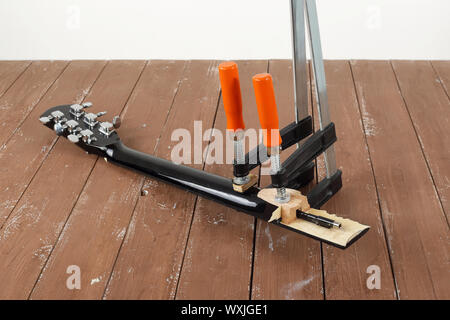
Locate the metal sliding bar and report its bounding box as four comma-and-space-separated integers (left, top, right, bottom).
290, 0, 309, 124
305, 0, 337, 178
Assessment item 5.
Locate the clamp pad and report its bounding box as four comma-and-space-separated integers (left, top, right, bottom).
232, 174, 258, 193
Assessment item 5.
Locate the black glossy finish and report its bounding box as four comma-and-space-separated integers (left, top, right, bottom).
108, 142, 278, 221
272, 122, 337, 188
245, 116, 313, 170
307, 169, 343, 209
39, 104, 360, 249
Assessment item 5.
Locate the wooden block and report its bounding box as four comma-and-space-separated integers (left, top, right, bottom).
232, 173, 258, 193
283, 208, 369, 248
258, 188, 310, 224
258, 188, 369, 248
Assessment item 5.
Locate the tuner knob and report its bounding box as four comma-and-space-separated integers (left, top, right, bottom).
68, 134, 80, 143
65, 120, 79, 132
70, 104, 85, 119
83, 113, 98, 128
112, 116, 121, 129
96, 111, 107, 118
82, 102, 93, 108
51, 110, 65, 122
99, 121, 114, 136
39, 116, 50, 124
80, 129, 94, 143
70, 104, 83, 112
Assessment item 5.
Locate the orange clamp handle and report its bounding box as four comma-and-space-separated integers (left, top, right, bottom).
252, 73, 282, 148
219, 62, 245, 132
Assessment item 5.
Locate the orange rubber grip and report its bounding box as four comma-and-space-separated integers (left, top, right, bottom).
252, 73, 282, 148
219, 62, 245, 132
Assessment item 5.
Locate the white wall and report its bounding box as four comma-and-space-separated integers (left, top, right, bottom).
1, 0, 449, 60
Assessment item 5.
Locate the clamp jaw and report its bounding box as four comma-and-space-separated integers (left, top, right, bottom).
218, 62, 342, 210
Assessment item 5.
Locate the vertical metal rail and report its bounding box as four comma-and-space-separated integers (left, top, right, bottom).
290, 0, 309, 124
305, 0, 337, 178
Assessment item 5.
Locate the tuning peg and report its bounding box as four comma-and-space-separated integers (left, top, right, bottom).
67, 134, 80, 143
39, 116, 51, 124
80, 129, 95, 143
112, 116, 121, 129
96, 111, 107, 118
65, 120, 79, 132
82, 102, 93, 108
83, 113, 98, 128
70, 104, 84, 119
51, 110, 65, 122
99, 121, 114, 136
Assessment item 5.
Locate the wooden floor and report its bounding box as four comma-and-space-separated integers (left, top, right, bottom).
0, 60, 448, 300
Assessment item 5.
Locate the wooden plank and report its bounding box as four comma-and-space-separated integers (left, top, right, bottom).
104, 60, 221, 300
0, 61, 106, 228
0, 61, 31, 97
0, 61, 144, 299
30, 60, 185, 299
0, 61, 68, 146
392, 61, 450, 220
251, 60, 324, 300
350, 60, 450, 299
315, 61, 396, 299
175, 60, 268, 300
432, 61, 450, 98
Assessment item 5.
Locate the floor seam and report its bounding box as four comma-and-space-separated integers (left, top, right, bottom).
27, 157, 100, 299
173, 72, 222, 299
390, 60, 443, 298
0, 61, 108, 232
390, 61, 448, 228
26, 60, 111, 298
430, 61, 450, 102
1, 61, 71, 149
248, 59, 269, 300
26, 60, 154, 298
102, 60, 186, 299
349, 60, 400, 300
0, 61, 33, 100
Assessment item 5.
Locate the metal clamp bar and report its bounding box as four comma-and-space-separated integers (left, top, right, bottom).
270, 122, 337, 188
307, 169, 343, 209
245, 116, 313, 170
305, 0, 337, 178
290, 0, 309, 123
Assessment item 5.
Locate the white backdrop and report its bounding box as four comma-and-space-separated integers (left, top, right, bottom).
1, 0, 449, 60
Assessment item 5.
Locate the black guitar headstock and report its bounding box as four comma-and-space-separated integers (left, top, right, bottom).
39, 103, 121, 156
